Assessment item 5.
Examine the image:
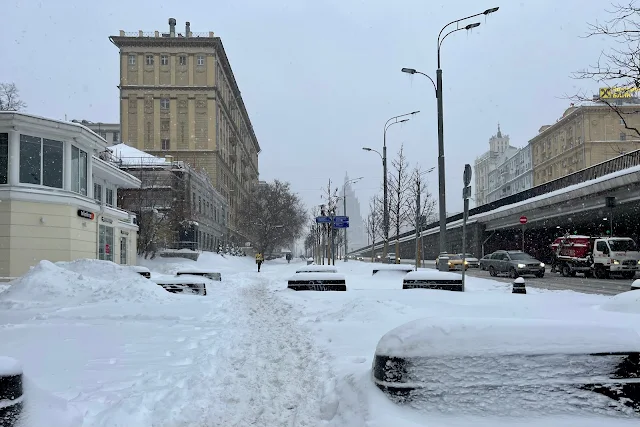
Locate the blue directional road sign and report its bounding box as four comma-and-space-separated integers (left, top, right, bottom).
333, 222, 349, 228
316, 216, 332, 223
333, 216, 349, 223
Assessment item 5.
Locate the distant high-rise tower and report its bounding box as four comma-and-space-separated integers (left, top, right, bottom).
109, 19, 260, 243
338, 173, 367, 250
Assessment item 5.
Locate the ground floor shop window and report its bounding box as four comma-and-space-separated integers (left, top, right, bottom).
120, 236, 127, 265
99, 224, 114, 261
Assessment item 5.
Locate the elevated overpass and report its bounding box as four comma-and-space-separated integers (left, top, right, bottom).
350, 150, 640, 263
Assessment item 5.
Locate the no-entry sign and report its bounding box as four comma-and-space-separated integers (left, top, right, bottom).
519, 216, 528, 225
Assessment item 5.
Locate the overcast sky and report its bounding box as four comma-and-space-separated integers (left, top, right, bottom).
2, 0, 611, 218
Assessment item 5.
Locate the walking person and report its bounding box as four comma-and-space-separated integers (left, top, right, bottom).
255, 252, 264, 272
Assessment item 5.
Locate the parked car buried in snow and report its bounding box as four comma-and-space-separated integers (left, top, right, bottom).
151, 275, 207, 296
372, 317, 640, 416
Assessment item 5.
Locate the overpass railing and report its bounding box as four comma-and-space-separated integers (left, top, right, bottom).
351, 149, 640, 254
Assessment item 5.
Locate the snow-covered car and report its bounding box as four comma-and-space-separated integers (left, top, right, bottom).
457, 253, 479, 268
372, 316, 640, 416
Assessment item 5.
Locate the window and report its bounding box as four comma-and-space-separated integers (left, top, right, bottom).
0, 133, 7, 184
620, 118, 625, 125
19, 134, 63, 188
146, 54, 154, 65
94, 182, 102, 203
99, 224, 114, 261
128, 54, 136, 65
161, 55, 169, 66
120, 237, 128, 265
160, 98, 170, 109
620, 132, 627, 141
198, 196, 202, 213
197, 55, 205, 66
71, 145, 88, 195
179, 55, 187, 66
161, 139, 170, 150
105, 188, 114, 207
99, 131, 107, 139
112, 132, 119, 142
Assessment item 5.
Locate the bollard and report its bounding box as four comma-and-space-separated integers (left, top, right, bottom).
0, 356, 23, 427
631, 279, 640, 291
512, 277, 526, 294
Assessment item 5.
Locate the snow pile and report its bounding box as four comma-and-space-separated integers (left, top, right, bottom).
375, 317, 640, 358
0, 259, 171, 309
0, 355, 22, 375
599, 290, 640, 314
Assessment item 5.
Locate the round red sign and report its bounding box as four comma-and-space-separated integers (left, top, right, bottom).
519, 216, 528, 224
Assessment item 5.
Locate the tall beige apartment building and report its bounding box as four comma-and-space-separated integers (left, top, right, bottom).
109, 19, 260, 242
530, 97, 640, 186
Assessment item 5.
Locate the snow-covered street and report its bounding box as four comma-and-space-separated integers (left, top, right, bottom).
1, 254, 640, 427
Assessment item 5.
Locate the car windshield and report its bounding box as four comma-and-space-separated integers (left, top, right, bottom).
509, 253, 534, 260
448, 255, 462, 260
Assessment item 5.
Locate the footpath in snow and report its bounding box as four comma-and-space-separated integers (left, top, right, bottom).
1, 254, 639, 426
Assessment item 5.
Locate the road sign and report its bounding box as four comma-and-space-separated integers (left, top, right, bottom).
519, 216, 528, 224
316, 216, 332, 223
333, 216, 349, 223
333, 222, 349, 228
463, 164, 472, 186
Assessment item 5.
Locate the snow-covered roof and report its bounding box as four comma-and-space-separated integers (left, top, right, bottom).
109, 143, 168, 166
375, 317, 640, 358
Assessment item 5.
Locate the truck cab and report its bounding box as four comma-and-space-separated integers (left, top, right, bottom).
592, 237, 640, 279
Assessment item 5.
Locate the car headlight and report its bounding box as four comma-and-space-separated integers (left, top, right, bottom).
464, 260, 468, 264
612, 259, 620, 265
517, 263, 526, 268
637, 260, 640, 265
540, 263, 545, 268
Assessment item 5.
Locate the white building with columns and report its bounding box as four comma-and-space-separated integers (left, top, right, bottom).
0, 112, 141, 278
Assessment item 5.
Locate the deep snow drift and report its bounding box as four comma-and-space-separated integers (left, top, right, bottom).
0, 254, 638, 426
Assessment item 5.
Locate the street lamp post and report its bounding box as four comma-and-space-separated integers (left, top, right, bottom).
363, 111, 419, 263
342, 176, 364, 262
401, 7, 499, 271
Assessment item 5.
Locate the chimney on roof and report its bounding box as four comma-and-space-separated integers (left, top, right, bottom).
185, 21, 190, 37
169, 18, 176, 37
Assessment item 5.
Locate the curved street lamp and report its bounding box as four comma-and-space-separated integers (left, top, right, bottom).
401, 6, 499, 271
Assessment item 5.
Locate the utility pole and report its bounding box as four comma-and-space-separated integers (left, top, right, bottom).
461, 164, 472, 292
415, 175, 421, 271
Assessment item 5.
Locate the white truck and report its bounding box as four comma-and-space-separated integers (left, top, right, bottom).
550, 235, 640, 279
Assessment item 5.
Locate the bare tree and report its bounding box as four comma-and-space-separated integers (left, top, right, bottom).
573, 2, 640, 137
236, 180, 306, 257
405, 166, 437, 232
0, 83, 27, 111
388, 144, 411, 261
365, 196, 381, 262
118, 164, 176, 259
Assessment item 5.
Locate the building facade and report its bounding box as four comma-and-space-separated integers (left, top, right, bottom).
109, 18, 260, 243
113, 143, 228, 253
474, 125, 519, 206
72, 120, 121, 144
531, 99, 640, 186
0, 113, 141, 278
486, 144, 533, 203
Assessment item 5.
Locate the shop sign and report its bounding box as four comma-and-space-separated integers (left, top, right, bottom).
77, 209, 95, 220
